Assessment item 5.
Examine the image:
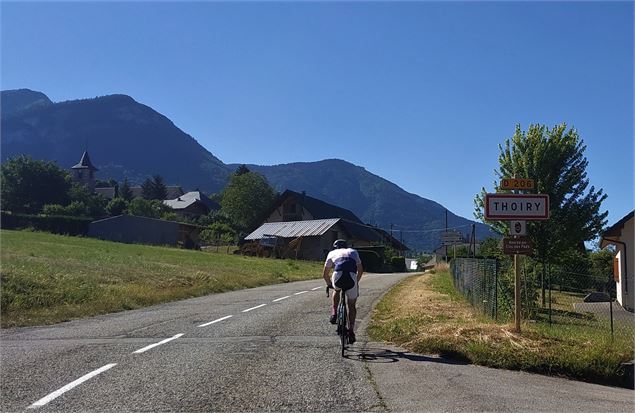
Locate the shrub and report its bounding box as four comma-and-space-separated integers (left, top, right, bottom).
0, 211, 92, 235
391, 256, 407, 272
358, 250, 383, 272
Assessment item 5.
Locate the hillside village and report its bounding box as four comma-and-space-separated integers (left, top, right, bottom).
2, 149, 413, 272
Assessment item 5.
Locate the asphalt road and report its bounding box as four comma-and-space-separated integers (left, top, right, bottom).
1, 272, 633, 412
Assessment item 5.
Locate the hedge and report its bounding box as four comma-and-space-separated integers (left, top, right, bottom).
0, 211, 93, 236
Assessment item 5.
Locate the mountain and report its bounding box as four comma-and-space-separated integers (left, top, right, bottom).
229, 160, 495, 252
1, 89, 230, 193
1, 89, 52, 116
1, 89, 494, 252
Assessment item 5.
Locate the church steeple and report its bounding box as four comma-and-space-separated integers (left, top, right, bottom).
71, 150, 98, 192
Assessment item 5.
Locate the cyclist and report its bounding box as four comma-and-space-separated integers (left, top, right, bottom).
323, 239, 364, 344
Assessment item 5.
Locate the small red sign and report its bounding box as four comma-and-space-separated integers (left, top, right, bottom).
502, 237, 533, 255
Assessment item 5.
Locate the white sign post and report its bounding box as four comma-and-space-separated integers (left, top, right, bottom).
485, 192, 550, 334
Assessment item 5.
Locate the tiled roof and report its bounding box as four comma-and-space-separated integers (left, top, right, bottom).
95, 187, 116, 199
277, 190, 362, 223
245, 219, 340, 240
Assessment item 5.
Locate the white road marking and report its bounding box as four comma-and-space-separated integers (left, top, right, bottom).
133, 333, 184, 354
242, 304, 266, 313
198, 315, 233, 327
272, 295, 290, 302
311, 286, 322, 291
28, 363, 117, 408
294, 290, 308, 295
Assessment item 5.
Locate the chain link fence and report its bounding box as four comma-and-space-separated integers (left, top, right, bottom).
451, 257, 635, 341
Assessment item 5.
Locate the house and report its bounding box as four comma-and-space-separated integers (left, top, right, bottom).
244, 190, 408, 260
601, 210, 634, 312
88, 214, 203, 249
163, 191, 220, 218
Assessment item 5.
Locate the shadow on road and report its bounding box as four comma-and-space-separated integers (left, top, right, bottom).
344, 346, 468, 365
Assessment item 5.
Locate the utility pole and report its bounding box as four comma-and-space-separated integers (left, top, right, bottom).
444, 210, 448, 263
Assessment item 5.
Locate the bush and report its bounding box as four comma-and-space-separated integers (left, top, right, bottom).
358, 250, 383, 272
0, 211, 92, 235
391, 256, 407, 272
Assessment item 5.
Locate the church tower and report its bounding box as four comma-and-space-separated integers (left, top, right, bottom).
71, 150, 98, 192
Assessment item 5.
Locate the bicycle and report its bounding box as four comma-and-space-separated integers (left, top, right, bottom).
327, 285, 350, 357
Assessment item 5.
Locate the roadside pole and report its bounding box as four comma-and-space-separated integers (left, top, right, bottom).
514, 253, 521, 332
485, 178, 549, 335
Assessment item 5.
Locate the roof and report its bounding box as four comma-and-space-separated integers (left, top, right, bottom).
164, 191, 220, 211
94, 187, 116, 199
245, 218, 340, 240
601, 210, 634, 248
602, 210, 634, 238
72, 150, 98, 171
130, 185, 184, 200
276, 190, 362, 223
374, 227, 410, 251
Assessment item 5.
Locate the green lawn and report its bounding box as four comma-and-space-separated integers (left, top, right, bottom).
0, 230, 323, 327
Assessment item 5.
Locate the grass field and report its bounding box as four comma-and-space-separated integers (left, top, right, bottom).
0, 230, 323, 328
368, 269, 634, 387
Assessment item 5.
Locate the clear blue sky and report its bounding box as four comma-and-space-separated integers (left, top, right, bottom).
1, 1, 633, 227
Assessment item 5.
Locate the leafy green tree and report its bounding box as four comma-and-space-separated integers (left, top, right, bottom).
1, 155, 72, 213
106, 197, 128, 216
474, 124, 608, 303
141, 175, 168, 200
200, 223, 237, 245
68, 184, 107, 217
127, 198, 169, 219
474, 124, 608, 261
220, 172, 276, 231
119, 178, 133, 201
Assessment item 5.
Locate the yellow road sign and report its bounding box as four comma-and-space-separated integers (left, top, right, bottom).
501, 178, 535, 190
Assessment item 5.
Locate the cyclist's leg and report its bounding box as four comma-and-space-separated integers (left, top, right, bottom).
345, 280, 359, 332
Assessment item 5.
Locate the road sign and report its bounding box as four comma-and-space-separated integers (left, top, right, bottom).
500, 178, 535, 190
484, 194, 549, 220
502, 237, 533, 255
441, 231, 463, 246
509, 220, 526, 236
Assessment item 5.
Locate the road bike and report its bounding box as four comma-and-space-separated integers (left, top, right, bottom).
327, 286, 350, 357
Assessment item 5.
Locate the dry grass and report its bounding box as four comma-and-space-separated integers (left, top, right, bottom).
369, 270, 634, 387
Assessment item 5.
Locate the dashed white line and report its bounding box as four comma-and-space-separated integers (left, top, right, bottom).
198, 315, 233, 327
272, 295, 290, 302
133, 333, 184, 354
242, 304, 266, 313
311, 286, 322, 291
294, 290, 308, 295
28, 363, 117, 409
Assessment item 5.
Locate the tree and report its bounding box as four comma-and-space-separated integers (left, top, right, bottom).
1, 156, 72, 213
127, 198, 169, 219
68, 184, 107, 217
474, 124, 608, 303
235, 164, 251, 176
474, 123, 608, 262
106, 197, 128, 216
220, 172, 276, 231
119, 178, 133, 201
141, 175, 168, 200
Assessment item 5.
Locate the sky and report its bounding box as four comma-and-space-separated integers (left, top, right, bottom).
1, 1, 633, 227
